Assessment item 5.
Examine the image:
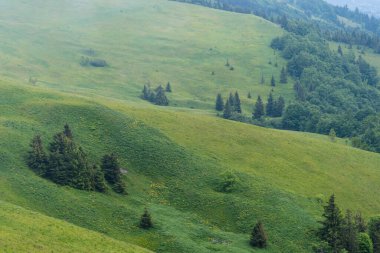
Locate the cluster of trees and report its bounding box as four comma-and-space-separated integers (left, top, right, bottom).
141, 83, 171, 106
215, 91, 242, 119
271, 31, 380, 152
216, 91, 285, 122
315, 194, 380, 253
27, 125, 126, 194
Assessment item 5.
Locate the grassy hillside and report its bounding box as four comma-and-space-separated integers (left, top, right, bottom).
1, 0, 380, 252
0, 200, 152, 253
0, 0, 292, 112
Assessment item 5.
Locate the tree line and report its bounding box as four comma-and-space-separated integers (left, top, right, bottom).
27, 125, 126, 194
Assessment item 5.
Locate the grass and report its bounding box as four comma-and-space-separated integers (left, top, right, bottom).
0, 0, 380, 252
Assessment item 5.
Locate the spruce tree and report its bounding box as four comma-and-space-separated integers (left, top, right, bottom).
358, 233, 374, 253
223, 100, 232, 119
342, 209, 359, 253
92, 165, 107, 193
142, 85, 150, 100
166, 82, 172, 92
248, 92, 252, 99
266, 92, 274, 117
253, 96, 265, 119
369, 217, 380, 253
27, 135, 48, 176
318, 194, 344, 253
215, 93, 224, 111
140, 208, 153, 229
64, 123, 73, 139
154, 86, 169, 106
101, 153, 126, 194
274, 96, 285, 117
228, 92, 235, 107
271, 75, 276, 87
250, 221, 268, 248
280, 67, 288, 83
234, 91, 242, 113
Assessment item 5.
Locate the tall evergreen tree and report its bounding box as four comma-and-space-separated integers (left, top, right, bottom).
247, 92, 252, 99
27, 135, 48, 176
155, 86, 169, 106
342, 210, 359, 253
223, 100, 232, 119
274, 96, 285, 117
228, 92, 235, 107
250, 221, 268, 248
280, 66, 288, 83
271, 75, 276, 87
64, 123, 73, 139
318, 194, 344, 253
140, 208, 153, 229
234, 91, 242, 113
166, 82, 172, 92
101, 153, 126, 194
253, 96, 265, 119
91, 165, 107, 193
369, 217, 380, 253
215, 93, 224, 111
261, 74, 265, 85
142, 85, 150, 100
266, 92, 274, 117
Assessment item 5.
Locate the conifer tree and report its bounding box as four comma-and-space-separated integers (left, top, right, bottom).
271, 75, 276, 87
27, 135, 48, 176
261, 74, 265, 85
64, 123, 73, 139
253, 96, 265, 119
266, 92, 274, 117
274, 96, 285, 117
342, 209, 359, 253
92, 165, 107, 193
318, 194, 344, 253
250, 221, 268, 248
223, 100, 232, 119
280, 67, 288, 83
234, 91, 242, 113
142, 85, 150, 100
248, 92, 252, 99
369, 217, 380, 253
215, 93, 224, 111
154, 86, 169, 106
140, 208, 153, 229
228, 92, 235, 107
101, 153, 126, 194
166, 82, 172, 92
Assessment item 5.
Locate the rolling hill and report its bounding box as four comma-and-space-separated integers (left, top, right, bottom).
1, 0, 380, 252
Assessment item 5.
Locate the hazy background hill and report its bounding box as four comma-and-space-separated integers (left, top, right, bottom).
325, 0, 380, 17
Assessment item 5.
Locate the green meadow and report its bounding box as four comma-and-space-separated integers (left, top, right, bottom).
1, 0, 380, 252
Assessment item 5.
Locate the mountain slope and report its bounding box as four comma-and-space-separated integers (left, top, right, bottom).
1, 0, 380, 252
0, 200, 151, 253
